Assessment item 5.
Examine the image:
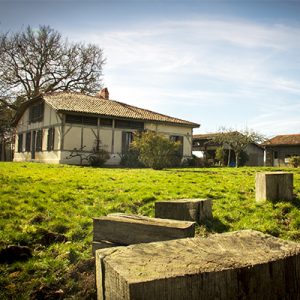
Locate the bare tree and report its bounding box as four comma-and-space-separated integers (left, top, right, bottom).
213, 128, 265, 167
0, 25, 105, 160
0, 25, 105, 107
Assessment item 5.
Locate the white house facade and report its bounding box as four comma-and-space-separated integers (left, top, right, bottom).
13, 89, 199, 165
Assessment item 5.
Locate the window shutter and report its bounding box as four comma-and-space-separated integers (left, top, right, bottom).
47, 127, 55, 151
25, 132, 31, 152
18, 134, 23, 152
36, 130, 43, 151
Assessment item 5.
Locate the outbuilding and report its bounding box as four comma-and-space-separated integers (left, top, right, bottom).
263, 134, 300, 166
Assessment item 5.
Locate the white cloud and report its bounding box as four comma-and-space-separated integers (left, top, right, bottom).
271, 78, 300, 95
248, 100, 300, 136
66, 16, 300, 135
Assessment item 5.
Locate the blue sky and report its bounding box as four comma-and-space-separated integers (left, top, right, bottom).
1, 0, 300, 137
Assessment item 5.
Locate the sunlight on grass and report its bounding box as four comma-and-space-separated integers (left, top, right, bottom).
0, 162, 299, 298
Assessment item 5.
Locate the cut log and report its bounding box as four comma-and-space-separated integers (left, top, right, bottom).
96, 230, 300, 300
256, 172, 293, 202
93, 213, 195, 245
155, 198, 212, 223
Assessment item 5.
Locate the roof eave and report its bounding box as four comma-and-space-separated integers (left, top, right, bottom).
57, 109, 200, 128
264, 143, 300, 147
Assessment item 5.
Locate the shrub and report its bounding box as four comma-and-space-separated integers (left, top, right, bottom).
289, 156, 300, 168
120, 149, 145, 168
183, 155, 212, 167
131, 131, 181, 170
88, 148, 110, 167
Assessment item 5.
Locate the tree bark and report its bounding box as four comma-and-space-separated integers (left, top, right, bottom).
235, 151, 240, 167
227, 149, 231, 167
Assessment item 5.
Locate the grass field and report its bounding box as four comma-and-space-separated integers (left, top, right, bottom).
0, 162, 300, 299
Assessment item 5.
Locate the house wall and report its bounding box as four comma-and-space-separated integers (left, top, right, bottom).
60, 121, 193, 165
61, 124, 114, 165
265, 145, 300, 166
15, 102, 195, 165
14, 103, 62, 163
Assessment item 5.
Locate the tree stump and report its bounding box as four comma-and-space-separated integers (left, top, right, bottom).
155, 198, 212, 223
95, 230, 300, 300
256, 172, 293, 202
93, 213, 195, 246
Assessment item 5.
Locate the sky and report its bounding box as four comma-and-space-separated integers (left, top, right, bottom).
1, 0, 300, 137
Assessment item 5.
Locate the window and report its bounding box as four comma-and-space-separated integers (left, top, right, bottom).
29, 102, 44, 123
170, 135, 184, 156
65, 114, 82, 124
18, 134, 23, 152
25, 132, 31, 152
65, 114, 98, 126
122, 132, 134, 153
274, 151, 278, 159
100, 118, 113, 127
82, 116, 98, 126
47, 127, 55, 151
36, 130, 43, 151
115, 119, 144, 130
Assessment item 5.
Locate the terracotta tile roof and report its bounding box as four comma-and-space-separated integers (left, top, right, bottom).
43, 92, 199, 127
193, 133, 220, 140
264, 134, 300, 146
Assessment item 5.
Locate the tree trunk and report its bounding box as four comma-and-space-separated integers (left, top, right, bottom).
235, 151, 239, 168
2, 141, 6, 161
227, 149, 231, 167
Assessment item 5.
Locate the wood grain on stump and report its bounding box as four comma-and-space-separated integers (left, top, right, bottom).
155, 198, 212, 223
256, 172, 293, 202
93, 213, 195, 246
96, 230, 300, 300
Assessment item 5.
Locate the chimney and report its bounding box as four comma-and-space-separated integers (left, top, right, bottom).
97, 88, 109, 100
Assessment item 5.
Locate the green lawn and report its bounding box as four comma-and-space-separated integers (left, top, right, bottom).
0, 162, 300, 299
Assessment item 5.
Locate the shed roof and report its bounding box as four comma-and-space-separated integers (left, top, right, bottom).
193, 132, 264, 149
15, 92, 200, 128
264, 134, 300, 146
193, 133, 220, 140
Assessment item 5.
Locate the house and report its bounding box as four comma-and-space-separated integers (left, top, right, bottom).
263, 134, 300, 166
13, 88, 199, 165
192, 133, 264, 166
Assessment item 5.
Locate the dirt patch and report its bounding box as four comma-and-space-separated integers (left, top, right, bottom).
0, 245, 32, 264
35, 228, 67, 246
30, 284, 64, 300
67, 258, 96, 299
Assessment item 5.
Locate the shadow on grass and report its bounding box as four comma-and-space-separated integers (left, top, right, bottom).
271, 196, 300, 209
291, 196, 300, 209
200, 217, 230, 234
164, 169, 219, 174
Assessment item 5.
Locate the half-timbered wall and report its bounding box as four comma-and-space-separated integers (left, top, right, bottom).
15, 101, 195, 165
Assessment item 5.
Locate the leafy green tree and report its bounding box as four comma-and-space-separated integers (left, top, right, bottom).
213, 128, 265, 167
215, 146, 226, 166
131, 131, 181, 170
